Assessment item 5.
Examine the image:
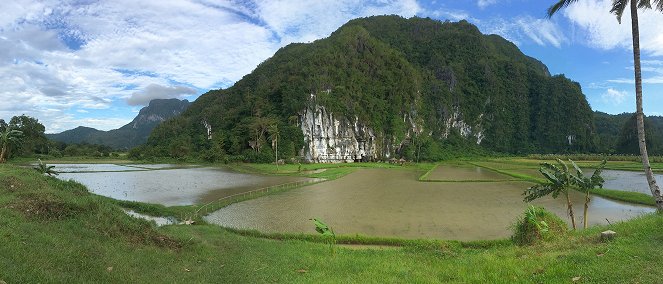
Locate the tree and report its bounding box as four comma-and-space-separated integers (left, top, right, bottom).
548, 0, 663, 210
0, 127, 23, 163
570, 160, 606, 229
8, 115, 48, 156
616, 114, 662, 155
268, 123, 280, 171
523, 159, 578, 230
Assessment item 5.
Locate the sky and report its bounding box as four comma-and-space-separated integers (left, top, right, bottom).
1, 0, 662, 133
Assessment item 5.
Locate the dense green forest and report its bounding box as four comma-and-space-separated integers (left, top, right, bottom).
593, 111, 663, 155
0, 115, 119, 161
136, 16, 595, 162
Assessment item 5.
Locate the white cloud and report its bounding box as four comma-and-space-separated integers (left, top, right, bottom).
608, 60, 663, 84
127, 84, 197, 106
479, 16, 567, 48
0, 0, 420, 132
563, 0, 663, 55
601, 88, 628, 105
477, 0, 497, 9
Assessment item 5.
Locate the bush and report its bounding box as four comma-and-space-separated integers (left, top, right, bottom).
511, 206, 567, 246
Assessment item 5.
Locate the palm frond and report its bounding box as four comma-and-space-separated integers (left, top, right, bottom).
547, 0, 579, 17
638, 0, 652, 9
611, 0, 629, 23
556, 159, 569, 173
540, 168, 561, 185
590, 160, 607, 188
570, 160, 584, 179
654, 0, 663, 11
524, 184, 557, 202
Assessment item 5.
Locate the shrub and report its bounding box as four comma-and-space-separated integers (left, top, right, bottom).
512, 206, 566, 246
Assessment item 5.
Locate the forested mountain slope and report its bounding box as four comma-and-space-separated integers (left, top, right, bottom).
143, 16, 595, 162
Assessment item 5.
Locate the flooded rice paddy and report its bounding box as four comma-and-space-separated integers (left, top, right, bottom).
206, 168, 655, 241
56, 164, 309, 206
54, 163, 657, 240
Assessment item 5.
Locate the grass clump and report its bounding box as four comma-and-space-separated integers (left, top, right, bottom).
512, 206, 567, 246
12, 192, 95, 221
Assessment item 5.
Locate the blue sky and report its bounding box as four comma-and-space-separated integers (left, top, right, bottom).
1, 0, 662, 133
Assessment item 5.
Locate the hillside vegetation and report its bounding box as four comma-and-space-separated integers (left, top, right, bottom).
140, 16, 594, 162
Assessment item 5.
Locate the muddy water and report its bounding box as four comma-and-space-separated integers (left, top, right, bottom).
57, 165, 309, 206
426, 165, 511, 180
601, 170, 663, 195
206, 168, 655, 241
505, 167, 662, 195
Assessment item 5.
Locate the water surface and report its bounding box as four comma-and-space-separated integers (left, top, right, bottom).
57, 165, 309, 206
206, 168, 654, 241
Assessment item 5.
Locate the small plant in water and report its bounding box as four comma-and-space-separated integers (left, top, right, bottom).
310, 218, 336, 255
34, 159, 58, 176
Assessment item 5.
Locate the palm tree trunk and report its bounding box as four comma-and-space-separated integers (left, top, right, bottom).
630, 1, 663, 210
583, 192, 589, 229
566, 192, 577, 230
0, 144, 6, 163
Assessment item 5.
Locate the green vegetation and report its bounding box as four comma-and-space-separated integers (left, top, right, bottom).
594, 112, 663, 155
0, 126, 22, 163
590, 188, 656, 206
47, 99, 191, 150
141, 16, 595, 162
1, 163, 663, 283
311, 218, 337, 255
33, 159, 59, 176
524, 159, 580, 229
570, 160, 607, 229
1, 115, 127, 162
511, 206, 566, 246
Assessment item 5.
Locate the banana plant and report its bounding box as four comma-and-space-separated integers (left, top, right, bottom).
0, 128, 22, 163
524, 159, 577, 230
570, 160, 606, 229
310, 218, 336, 255
34, 159, 58, 176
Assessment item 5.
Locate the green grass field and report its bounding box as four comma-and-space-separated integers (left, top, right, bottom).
1, 160, 662, 283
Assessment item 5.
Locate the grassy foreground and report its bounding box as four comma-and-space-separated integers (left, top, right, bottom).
1, 163, 663, 283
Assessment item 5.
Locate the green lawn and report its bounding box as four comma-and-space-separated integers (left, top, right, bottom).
2, 161, 662, 283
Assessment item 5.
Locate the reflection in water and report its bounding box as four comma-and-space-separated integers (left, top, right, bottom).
206, 168, 655, 241
56, 165, 309, 206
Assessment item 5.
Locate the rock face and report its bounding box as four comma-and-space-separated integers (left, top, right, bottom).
300, 102, 377, 163
443, 106, 484, 144
129, 99, 191, 130
298, 96, 489, 163
299, 95, 487, 163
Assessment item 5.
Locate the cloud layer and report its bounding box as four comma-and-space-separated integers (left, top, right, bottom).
0, 0, 419, 132
127, 84, 197, 106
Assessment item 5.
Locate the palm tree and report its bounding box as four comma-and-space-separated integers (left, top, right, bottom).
548, 0, 663, 210
0, 128, 22, 163
524, 159, 578, 229
570, 160, 606, 229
